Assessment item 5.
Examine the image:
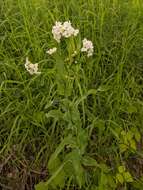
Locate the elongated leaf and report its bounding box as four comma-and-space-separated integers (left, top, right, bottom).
77, 128, 88, 154
124, 172, 133, 183
46, 162, 66, 186
116, 173, 124, 184
82, 155, 99, 167
118, 166, 126, 173
46, 110, 63, 120
35, 182, 48, 190
66, 149, 85, 188
48, 136, 72, 168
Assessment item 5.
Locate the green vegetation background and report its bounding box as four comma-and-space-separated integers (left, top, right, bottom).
0, 0, 143, 189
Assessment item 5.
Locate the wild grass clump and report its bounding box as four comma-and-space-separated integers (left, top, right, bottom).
0, 0, 143, 190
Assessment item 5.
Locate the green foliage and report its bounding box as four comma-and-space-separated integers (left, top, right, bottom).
116, 166, 133, 185
35, 182, 48, 190
0, 0, 143, 190
119, 128, 141, 153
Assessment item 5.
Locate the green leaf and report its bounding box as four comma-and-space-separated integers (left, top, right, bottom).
73, 152, 84, 188
46, 162, 66, 187
91, 185, 98, 190
132, 128, 141, 142
46, 110, 63, 120
33, 111, 45, 123
75, 89, 96, 106
35, 182, 48, 190
135, 131, 141, 142
118, 166, 126, 173
126, 131, 134, 141
116, 173, 124, 184
132, 179, 143, 189
48, 135, 73, 168
47, 136, 76, 188
121, 130, 126, 136
119, 143, 128, 153
100, 164, 110, 173
130, 139, 136, 150
50, 167, 66, 188
63, 158, 74, 177
48, 157, 66, 188
98, 172, 107, 189
107, 175, 117, 188
97, 86, 109, 92
82, 156, 99, 167
66, 149, 85, 188
62, 100, 81, 128
55, 54, 73, 96
55, 55, 65, 76
48, 156, 61, 171
127, 105, 137, 113
77, 128, 88, 154
124, 172, 133, 183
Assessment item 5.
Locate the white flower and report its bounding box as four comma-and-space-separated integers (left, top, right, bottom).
52, 21, 79, 42
62, 21, 79, 38
25, 57, 41, 75
46, 47, 57, 55
73, 29, 79, 36
62, 21, 75, 38
52, 21, 63, 43
81, 38, 94, 57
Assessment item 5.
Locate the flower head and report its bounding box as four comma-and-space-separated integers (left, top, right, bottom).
52, 21, 79, 42
46, 47, 57, 55
62, 21, 78, 38
25, 57, 41, 75
52, 21, 63, 43
81, 38, 94, 57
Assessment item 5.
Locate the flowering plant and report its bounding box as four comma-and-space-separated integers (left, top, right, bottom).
25, 20, 94, 97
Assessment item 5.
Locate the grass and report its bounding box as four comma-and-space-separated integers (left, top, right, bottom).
0, 0, 143, 189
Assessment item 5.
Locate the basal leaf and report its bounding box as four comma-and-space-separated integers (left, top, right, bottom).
124, 172, 133, 183
46, 110, 63, 120
35, 182, 48, 190
130, 139, 136, 150
66, 149, 85, 188
48, 135, 72, 168
82, 155, 99, 167
116, 173, 124, 184
118, 166, 126, 173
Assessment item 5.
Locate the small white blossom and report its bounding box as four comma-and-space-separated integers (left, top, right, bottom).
25, 57, 41, 75
62, 21, 78, 38
62, 21, 74, 38
46, 47, 57, 55
52, 21, 63, 43
73, 29, 79, 36
81, 38, 94, 57
52, 21, 79, 42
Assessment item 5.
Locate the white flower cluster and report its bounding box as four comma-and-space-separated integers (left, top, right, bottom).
25, 21, 94, 74
81, 38, 94, 57
52, 21, 79, 43
25, 57, 41, 75
46, 47, 57, 55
